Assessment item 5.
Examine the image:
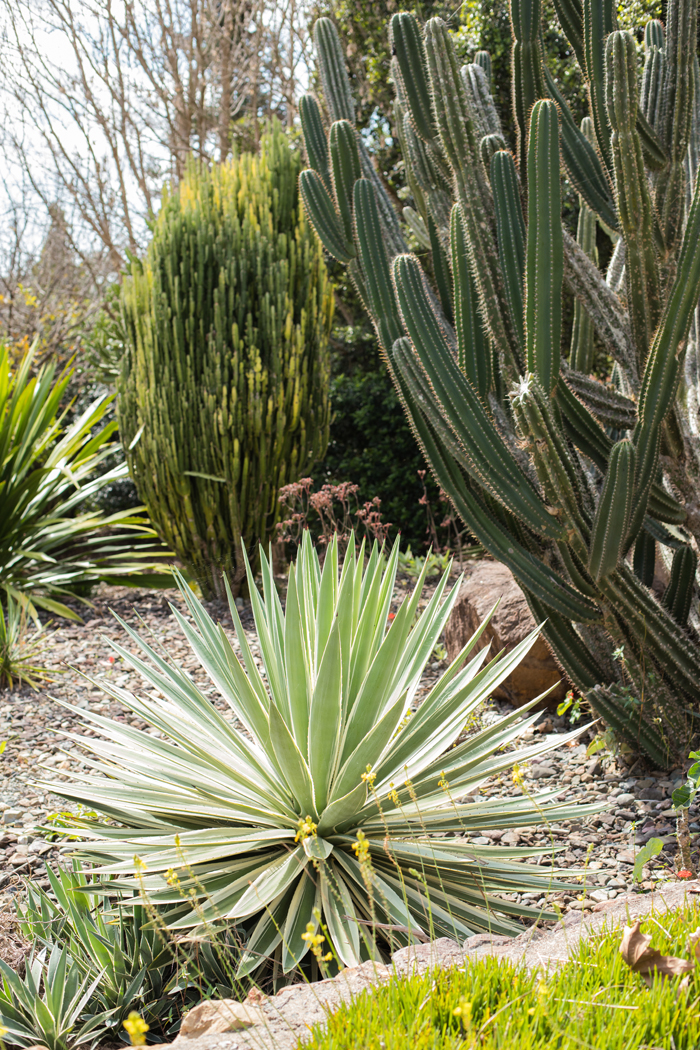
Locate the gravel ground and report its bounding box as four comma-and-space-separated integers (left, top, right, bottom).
0, 573, 697, 920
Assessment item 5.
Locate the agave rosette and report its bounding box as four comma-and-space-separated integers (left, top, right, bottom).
47, 534, 599, 976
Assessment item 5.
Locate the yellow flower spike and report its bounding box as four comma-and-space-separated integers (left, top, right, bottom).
124, 1011, 150, 1046
133, 855, 147, 873
438, 770, 450, 792
361, 764, 376, 786
512, 763, 524, 788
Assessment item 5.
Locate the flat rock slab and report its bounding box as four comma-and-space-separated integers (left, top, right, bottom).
161, 881, 700, 1050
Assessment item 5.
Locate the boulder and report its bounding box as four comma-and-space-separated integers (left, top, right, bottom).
444, 560, 567, 709
178, 999, 266, 1037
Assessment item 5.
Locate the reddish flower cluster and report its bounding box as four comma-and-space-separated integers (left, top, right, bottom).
276, 479, 390, 551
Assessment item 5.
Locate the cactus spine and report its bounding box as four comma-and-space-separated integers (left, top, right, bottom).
120, 125, 333, 597
301, 10, 700, 764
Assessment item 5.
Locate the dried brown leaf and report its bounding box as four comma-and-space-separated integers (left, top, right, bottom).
620, 922, 695, 987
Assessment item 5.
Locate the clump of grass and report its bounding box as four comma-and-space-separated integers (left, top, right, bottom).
302, 903, 700, 1049
0, 597, 52, 690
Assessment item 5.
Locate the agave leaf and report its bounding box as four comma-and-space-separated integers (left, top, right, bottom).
281, 869, 320, 974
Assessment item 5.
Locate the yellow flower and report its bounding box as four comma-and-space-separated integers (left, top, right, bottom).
361, 764, 376, 786
512, 763, 524, 788
438, 770, 450, 792
387, 782, 400, 806
352, 829, 369, 862
295, 815, 318, 842
124, 1011, 149, 1046
452, 997, 472, 1021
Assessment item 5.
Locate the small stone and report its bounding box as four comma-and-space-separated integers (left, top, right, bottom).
568, 899, 593, 910
2, 810, 22, 825
530, 764, 556, 779
616, 851, 635, 864
501, 832, 520, 845
589, 889, 609, 903
471, 837, 490, 846
178, 1000, 265, 1037
615, 793, 635, 806
585, 758, 602, 776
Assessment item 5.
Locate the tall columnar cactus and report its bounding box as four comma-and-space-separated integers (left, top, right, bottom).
299, 6, 700, 766
120, 125, 333, 596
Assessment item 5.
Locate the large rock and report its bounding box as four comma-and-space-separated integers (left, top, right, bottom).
444, 560, 567, 709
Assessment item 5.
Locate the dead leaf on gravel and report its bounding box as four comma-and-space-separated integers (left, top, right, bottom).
620, 921, 695, 987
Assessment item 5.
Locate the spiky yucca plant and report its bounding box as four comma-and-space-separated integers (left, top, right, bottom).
119, 123, 333, 598
298, 7, 700, 765
0, 342, 166, 623
47, 534, 598, 980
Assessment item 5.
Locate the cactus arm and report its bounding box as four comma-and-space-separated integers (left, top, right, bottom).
636, 110, 669, 172
510, 0, 548, 164
511, 375, 590, 557
450, 205, 491, 396
602, 566, 700, 696
563, 228, 638, 382
481, 134, 508, 172
299, 170, 355, 263
392, 348, 601, 623
390, 12, 435, 144
524, 590, 608, 690
427, 214, 454, 326
403, 115, 452, 195
423, 18, 521, 374
329, 120, 361, 248
403, 206, 431, 249
313, 18, 355, 125
586, 685, 670, 767
582, 0, 616, 173
551, 0, 585, 70
474, 50, 492, 87
491, 150, 526, 350
393, 254, 566, 541
542, 65, 618, 231
606, 31, 661, 368
299, 95, 332, 192
657, 0, 698, 249
588, 439, 636, 581
632, 170, 700, 535
314, 17, 406, 256
647, 482, 687, 525
633, 529, 657, 586
525, 101, 562, 394
461, 63, 503, 140
641, 20, 665, 130
563, 367, 637, 429
663, 545, 698, 626
353, 180, 404, 352
555, 379, 613, 471
569, 198, 598, 373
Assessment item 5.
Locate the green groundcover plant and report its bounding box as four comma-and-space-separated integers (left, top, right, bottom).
44, 533, 600, 981
302, 901, 700, 1050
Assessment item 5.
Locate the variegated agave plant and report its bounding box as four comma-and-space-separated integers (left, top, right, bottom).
48, 534, 597, 979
